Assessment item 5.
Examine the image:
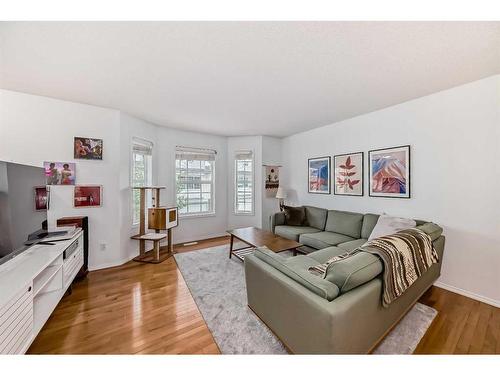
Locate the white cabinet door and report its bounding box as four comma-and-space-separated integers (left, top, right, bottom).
0, 283, 34, 354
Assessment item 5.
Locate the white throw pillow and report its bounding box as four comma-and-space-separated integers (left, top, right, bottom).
368, 214, 417, 240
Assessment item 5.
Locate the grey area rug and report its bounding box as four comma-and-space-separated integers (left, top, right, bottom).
174, 245, 437, 354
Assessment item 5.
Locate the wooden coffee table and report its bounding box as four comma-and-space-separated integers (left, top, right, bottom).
227, 226, 303, 261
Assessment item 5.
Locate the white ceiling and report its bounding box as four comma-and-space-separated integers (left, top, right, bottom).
1, 22, 499, 137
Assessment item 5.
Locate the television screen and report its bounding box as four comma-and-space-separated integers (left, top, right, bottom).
0, 160, 48, 265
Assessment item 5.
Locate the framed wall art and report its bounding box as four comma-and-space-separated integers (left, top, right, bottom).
74, 185, 103, 208
34, 186, 48, 211
334, 152, 363, 196
44, 161, 76, 185
369, 145, 410, 198
308, 156, 331, 194
74, 137, 103, 160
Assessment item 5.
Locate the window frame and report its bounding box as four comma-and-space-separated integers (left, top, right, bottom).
175, 148, 216, 219
131, 137, 153, 226
234, 150, 255, 216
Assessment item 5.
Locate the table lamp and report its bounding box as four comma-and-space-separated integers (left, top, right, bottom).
275, 187, 287, 211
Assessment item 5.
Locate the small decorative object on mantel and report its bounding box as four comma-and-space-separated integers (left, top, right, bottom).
131, 186, 178, 264
74, 137, 103, 160
265, 165, 280, 198
74, 185, 102, 207
308, 156, 331, 194
334, 152, 364, 196
275, 187, 287, 211
34, 186, 48, 211
44, 161, 76, 185
369, 145, 410, 198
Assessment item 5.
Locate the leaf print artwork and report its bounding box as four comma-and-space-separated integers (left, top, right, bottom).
334, 153, 363, 196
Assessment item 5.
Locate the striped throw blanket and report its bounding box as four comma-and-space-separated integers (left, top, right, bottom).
309, 228, 439, 306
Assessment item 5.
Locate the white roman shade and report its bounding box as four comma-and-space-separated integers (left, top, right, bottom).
175, 146, 216, 161
132, 138, 153, 155
234, 150, 253, 160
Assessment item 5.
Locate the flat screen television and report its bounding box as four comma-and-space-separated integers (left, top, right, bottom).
0, 160, 64, 266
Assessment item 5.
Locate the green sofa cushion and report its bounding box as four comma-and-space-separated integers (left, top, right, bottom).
307, 246, 347, 263
416, 222, 443, 241
324, 252, 383, 293
337, 239, 367, 252
361, 214, 380, 239
304, 206, 328, 230
274, 225, 321, 241
325, 210, 364, 238
300, 231, 354, 250
253, 247, 340, 301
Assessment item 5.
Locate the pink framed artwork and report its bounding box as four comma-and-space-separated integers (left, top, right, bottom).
369, 145, 410, 198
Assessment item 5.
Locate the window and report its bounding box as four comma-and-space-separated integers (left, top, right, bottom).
131, 138, 153, 225
234, 150, 254, 214
175, 147, 216, 216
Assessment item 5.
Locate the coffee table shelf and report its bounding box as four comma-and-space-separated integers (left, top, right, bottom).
227, 226, 302, 261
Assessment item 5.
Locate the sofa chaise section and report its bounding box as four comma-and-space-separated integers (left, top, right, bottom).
247, 206, 445, 353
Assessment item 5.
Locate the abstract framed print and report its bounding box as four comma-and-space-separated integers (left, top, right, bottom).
74, 185, 102, 208
74, 137, 103, 160
308, 156, 331, 194
369, 145, 410, 198
334, 152, 364, 196
34, 186, 48, 211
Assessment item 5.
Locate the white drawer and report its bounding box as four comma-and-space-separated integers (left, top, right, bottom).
0, 284, 33, 354
63, 247, 83, 287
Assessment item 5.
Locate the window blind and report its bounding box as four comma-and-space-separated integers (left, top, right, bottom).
132, 138, 153, 155
175, 146, 216, 161
235, 151, 253, 160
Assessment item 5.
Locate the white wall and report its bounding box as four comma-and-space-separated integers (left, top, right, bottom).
119, 112, 159, 261
281, 75, 500, 306
261, 136, 282, 230
156, 127, 228, 243
0, 89, 123, 270
227, 136, 263, 230
0, 90, 235, 268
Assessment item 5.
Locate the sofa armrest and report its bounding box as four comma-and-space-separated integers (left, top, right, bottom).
270, 211, 286, 233
416, 222, 443, 242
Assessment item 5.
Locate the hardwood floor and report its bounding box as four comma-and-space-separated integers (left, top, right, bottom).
28, 236, 499, 354
415, 285, 499, 354
27, 256, 220, 354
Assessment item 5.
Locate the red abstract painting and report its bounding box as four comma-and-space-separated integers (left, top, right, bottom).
74, 186, 102, 208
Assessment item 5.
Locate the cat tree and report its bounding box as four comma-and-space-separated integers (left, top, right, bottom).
131, 186, 178, 264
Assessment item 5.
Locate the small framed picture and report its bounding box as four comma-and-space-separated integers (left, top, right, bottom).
44, 161, 76, 185
369, 145, 410, 198
74, 185, 103, 208
334, 152, 364, 196
34, 186, 48, 211
74, 137, 103, 160
308, 156, 331, 194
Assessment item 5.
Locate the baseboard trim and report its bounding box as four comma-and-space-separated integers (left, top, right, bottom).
174, 232, 229, 246
89, 253, 137, 271
433, 281, 500, 308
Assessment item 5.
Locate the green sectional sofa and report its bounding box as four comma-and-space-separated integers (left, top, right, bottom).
245, 206, 445, 354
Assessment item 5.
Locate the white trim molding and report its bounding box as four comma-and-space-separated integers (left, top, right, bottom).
434, 281, 500, 308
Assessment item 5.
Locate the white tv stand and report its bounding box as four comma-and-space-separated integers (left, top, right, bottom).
0, 229, 84, 354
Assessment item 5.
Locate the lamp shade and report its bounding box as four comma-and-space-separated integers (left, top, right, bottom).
275, 187, 287, 199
